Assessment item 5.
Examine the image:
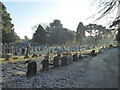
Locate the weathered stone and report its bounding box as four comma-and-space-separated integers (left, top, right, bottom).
24, 47, 30, 58
41, 59, 49, 70
32, 54, 38, 58
1, 46, 6, 58
61, 56, 68, 66
53, 56, 59, 68
90, 50, 96, 56
26, 61, 37, 77
6, 54, 10, 61
78, 55, 82, 60
39, 54, 42, 57
21, 48, 25, 55
57, 53, 61, 57
73, 54, 77, 61
14, 48, 18, 55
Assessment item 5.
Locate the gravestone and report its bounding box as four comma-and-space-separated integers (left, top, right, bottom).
90, 50, 96, 56
21, 47, 25, 55
24, 45, 30, 58
26, 61, 37, 77
41, 59, 49, 70
73, 54, 77, 61
1, 46, 6, 58
33, 47, 36, 52
57, 53, 61, 57
6, 54, 10, 61
53, 56, 59, 68
45, 54, 49, 59
61, 56, 68, 66
10, 46, 14, 57
14, 48, 17, 55
78, 54, 82, 60
32, 54, 38, 58
39, 54, 42, 57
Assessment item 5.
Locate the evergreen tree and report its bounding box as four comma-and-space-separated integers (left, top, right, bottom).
32, 24, 47, 44
0, 2, 20, 43
76, 22, 85, 45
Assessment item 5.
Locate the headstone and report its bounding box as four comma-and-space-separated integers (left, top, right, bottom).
45, 54, 49, 59
6, 54, 10, 61
26, 61, 37, 77
53, 56, 59, 68
78, 55, 82, 60
37, 47, 40, 51
10, 46, 14, 57
61, 56, 68, 66
73, 54, 77, 61
33, 47, 36, 52
57, 53, 61, 57
32, 54, 38, 58
39, 54, 42, 57
41, 59, 49, 70
67, 56, 72, 63
24, 45, 30, 58
14, 48, 17, 55
50, 50, 53, 53
1, 46, 6, 58
90, 50, 96, 56
21, 47, 25, 55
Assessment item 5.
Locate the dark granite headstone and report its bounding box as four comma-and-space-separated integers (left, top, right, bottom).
24, 47, 30, 58
21, 48, 25, 55
1, 46, 6, 58
6, 54, 10, 61
53, 56, 59, 68
41, 59, 49, 70
90, 50, 96, 56
14, 48, 17, 55
78, 54, 82, 60
26, 61, 37, 77
73, 54, 77, 61
32, 54, 38, 58
61, 56, 68, 66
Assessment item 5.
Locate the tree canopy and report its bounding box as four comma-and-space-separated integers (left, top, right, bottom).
0, 2, 20, 43
32, 19, 75, 45
76, 22, 86, 45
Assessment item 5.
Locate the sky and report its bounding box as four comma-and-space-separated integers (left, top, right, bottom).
1, 0, 117, 39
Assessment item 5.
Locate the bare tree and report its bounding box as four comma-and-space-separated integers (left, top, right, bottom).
89, 0, 120, 43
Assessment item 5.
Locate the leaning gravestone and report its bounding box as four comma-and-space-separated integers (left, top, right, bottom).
61, 56, 68, 66
53, 56, 59, 68
26, 61, 37, 77
73, 54, 77, 61
41, 59, 49, 70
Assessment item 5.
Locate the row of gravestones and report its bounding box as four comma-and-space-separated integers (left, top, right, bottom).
26, 50, 97, 78
1, 44, 49, 57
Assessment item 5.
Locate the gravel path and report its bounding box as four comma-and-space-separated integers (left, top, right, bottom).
85, 48, 118, 88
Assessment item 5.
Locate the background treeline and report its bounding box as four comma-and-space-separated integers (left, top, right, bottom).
0, 2, 117, 46
32, 20, 75, 45
32, 20, 117, 46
